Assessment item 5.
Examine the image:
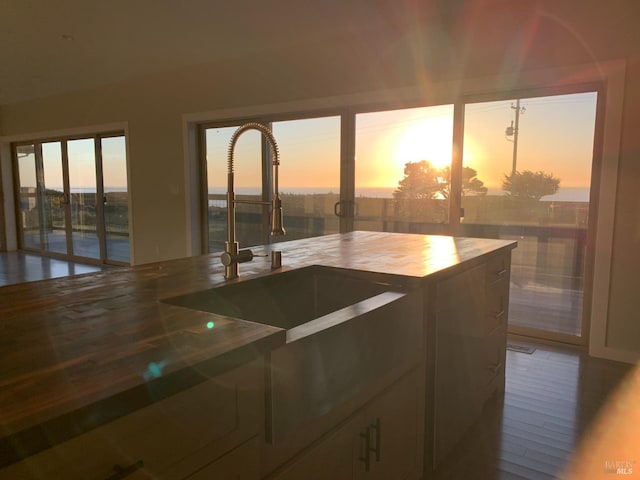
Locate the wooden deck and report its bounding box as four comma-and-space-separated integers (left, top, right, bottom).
509, 280, 583, 336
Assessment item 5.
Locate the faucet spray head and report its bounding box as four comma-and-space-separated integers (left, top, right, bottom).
270, 194, 286, 236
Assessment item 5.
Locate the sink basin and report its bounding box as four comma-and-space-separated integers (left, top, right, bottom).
163, 265, 423, 441
163, 265, 395, 333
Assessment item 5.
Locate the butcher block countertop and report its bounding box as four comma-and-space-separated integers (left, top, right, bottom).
0, 231, 515, 466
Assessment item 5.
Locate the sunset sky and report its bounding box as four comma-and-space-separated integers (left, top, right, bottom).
19, 91, 597, 198
206, 91, 598, 196
17, 136, 127, 191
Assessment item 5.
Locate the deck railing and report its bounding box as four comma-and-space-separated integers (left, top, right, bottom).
207, 192, 588, 335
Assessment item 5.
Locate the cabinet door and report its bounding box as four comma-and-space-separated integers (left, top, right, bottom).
433, 263, 486, 467
364, 369, 421, 480
270, 413, 364, 480
270, 368, 422, 480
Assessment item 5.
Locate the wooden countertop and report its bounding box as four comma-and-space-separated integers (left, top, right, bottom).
0, 231, 515, 466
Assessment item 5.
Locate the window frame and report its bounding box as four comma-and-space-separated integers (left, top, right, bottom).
191, 60, 626, 361
11, 130, 130, 265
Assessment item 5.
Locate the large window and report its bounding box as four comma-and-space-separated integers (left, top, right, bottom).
13, 133, 130, 265
199, 86, 603, 346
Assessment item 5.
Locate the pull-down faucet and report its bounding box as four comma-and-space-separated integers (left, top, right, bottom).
220, 123, 285, 279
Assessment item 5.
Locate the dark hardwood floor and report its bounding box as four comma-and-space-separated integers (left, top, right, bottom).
0, 251, 113, 286
434, 341, 636, 480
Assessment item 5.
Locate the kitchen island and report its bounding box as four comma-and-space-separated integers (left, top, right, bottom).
0, 231, 516, 479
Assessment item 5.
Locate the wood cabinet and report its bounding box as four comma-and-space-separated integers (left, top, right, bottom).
0, 359, 264, 480
432, 252, 510, 468
269, 368, 423, 480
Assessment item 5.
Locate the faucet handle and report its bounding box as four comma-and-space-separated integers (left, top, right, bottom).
221, 248, 255, 266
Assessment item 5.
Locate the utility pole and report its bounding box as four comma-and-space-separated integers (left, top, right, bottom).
505, 99, 525, 178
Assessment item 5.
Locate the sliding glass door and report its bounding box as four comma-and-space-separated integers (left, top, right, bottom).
347, 90, 599, 344
198, 86, 602, 345
41, 142, 68, 254
14, 133, 129, 265
16, 144, 40, 250
67, 138, 101, 260
101, 136, 130, 263
458, 91, 599, 342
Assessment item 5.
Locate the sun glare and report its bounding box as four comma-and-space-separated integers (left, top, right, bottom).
394, 118, 453, 171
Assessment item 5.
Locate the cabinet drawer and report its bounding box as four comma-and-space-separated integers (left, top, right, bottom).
484, 281, 509, 334
474, 326, 506, 393
485, 254, 510, 286
2, 360, 264, 480
436, 263, 486, 337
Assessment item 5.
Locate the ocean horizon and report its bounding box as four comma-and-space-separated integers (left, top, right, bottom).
37, 185, 590, 202
208, 186, 591, 202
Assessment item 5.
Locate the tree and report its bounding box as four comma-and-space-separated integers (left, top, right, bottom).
393, 160, 446, 200
502, 170, 560, 201
439, 166, 488, 199
394, 161, 488, 200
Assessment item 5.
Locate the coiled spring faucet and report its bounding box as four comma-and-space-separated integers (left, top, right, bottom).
221, 123, 285, 279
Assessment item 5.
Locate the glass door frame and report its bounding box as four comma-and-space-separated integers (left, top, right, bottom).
450, 82, 605, 346
0, 158, 5, 252
342, 89, 599, 346
42, 140, 73, 256
192, 61, 623, 356
11, 131, 129, 266
196, 83, 605, 347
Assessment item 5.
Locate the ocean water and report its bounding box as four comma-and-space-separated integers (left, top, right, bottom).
486, 187, 590, 202
210, 186, 590, 202
47, 185, 589, 202
44, 187, 128, 193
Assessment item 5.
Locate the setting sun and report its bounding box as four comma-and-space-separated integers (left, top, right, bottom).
394, 117, 453, 171
355, 104, 455, 190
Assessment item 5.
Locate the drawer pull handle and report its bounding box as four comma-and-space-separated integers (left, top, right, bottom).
370, 417, 381, 462
495, 269, 507, 278
489, 362, 503, 375
359, 427, 371, 472
106, 460, 144, 480
493, 310, 506, 321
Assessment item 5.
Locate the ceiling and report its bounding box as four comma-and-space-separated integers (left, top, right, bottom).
0, 0, 460, 107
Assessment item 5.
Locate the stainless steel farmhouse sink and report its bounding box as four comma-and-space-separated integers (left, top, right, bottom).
163, 265, 423, 441
164, 265, 394, 331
